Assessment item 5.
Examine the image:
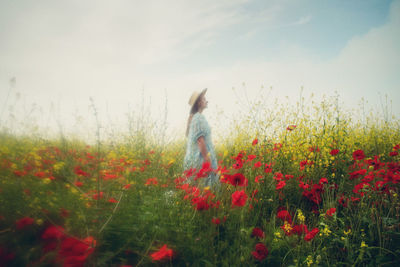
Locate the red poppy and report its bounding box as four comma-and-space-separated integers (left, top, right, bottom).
145, 177, 158, 185
304, 228, 319, 241
211, 217, 221, 225
198, 162, 213, 178
251, 243, 268, 261
276, 180, 286, 190
349, 169, 367, 179
74, 166, 90, 177
228, 173, 248, 187
108, 198, 118, 204
394, 144, 400, 150
353, 150, 365, 161
326, 208, 336, 217
252, 138, 258, 146
286, 125, 296, 131
191, 196, 210, 211
231, 190, 248, 207
277, 209, 292, 224
292, 224, 308, 235
264, 163, 272, 174
233, 160, 243, 169
92, 191, 104, 200
41, 225, 66, 240
247, 154, 257, 161
273, 172, 283, 181
254, 161, 262, 168
389, 151, 399, 157
150, 244, 174, 261
255, 175, 264, 183
123, 184, 132, 190
15, 217, 34, 230
330, 149, 339, 156
58, 236, 95, 265
319, 177, 328, 184
251, 227, 265, 239
273, 143, 282, 151
74, 181, 83, 187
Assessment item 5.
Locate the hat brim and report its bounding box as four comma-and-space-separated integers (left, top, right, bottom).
189, 88, 207, 107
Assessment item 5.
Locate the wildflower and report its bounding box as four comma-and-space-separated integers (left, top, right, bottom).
276, 180, 286, 190
108, 197, 118, 204
247, 154, 257, 161
292, 224, 308, 236
74, 166, 90, 177
304, 228, 319, 241
286, 125, 296, 131
251, 243, 268, 261
191, 196, 210, 211
360, 241, 368, 248
251, 227, 265, 239
196, 162, 212, 179
330, 149, 339, 156
231, 190, 248, 207
273, 143, 282, 151
319, 177, 328, 184
274, 231, 282, 238
297, 209, 305, 223
123, 184, 132, 190
320, 226, 332, 237
255, 175, 264, 183
252, 138, 258, 146
58, 236, 95, 266
305, 255, 313, 267
211, 217, 221, 225
16, 217, 34, 230
349, 169, 367, 180
228, 173, 248, 187
277, 209, 292, 224
41, 225, 66, 240
326, 208, 336, 217
254, 161, 262, 168
150, 244, 174, 261
145, 177, 158, 185
233, 160, 243, 169
389, 151, 398, 157
264, 163, 272, 173
281, 222, 294, 236
92, 191, 104, 200
353, 150, 365, 161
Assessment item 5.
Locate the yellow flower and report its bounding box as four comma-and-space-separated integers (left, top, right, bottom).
297, 209, 305, 224
53, 162, 65, 171
36, 219, 43, 225
274, 231, 282, 238
321, 226, 332, 237
306, 255, 313, 267
42, 178, 51, 184
344, 229, 351, 235
360, 241, 368, 248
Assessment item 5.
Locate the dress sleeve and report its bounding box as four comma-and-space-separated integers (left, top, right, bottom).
191, 114, 207, 141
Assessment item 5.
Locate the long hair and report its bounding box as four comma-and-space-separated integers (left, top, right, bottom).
185, 96, 202, 137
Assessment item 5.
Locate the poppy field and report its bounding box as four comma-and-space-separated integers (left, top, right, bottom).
1, 97, 400, 266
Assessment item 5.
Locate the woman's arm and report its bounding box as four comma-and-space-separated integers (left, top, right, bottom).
197, 136, 210, 162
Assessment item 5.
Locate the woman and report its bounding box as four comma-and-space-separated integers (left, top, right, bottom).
184, 88, 219, 188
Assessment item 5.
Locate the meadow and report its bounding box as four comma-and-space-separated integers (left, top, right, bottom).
0, 93, 399, 266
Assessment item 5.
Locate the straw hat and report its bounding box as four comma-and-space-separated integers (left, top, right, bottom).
188, 88, 207, 108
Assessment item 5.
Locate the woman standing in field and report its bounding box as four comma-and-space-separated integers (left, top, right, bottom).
184, 89, 219, 188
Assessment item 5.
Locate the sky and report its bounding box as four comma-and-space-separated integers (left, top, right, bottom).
0, 0, 399, 140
